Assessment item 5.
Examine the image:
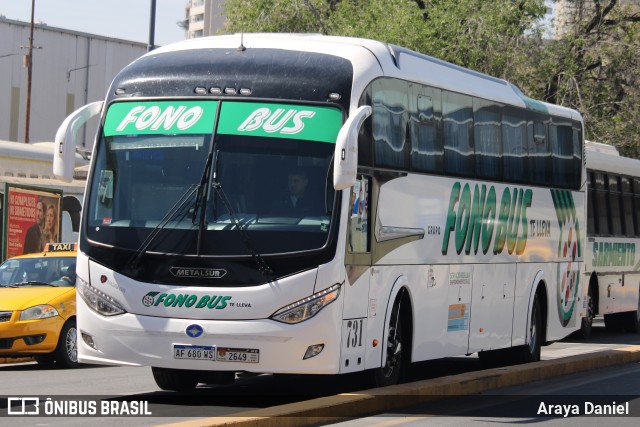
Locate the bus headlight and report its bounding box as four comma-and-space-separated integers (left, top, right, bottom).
77, 277, 126, 316
270, 284, 341, 324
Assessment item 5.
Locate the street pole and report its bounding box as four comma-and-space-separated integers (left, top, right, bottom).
24, 0, 35, 144
148, 0, 156, 52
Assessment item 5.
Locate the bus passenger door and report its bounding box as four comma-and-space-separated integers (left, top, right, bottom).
341, 175, 372, 373
468, 264, 516, 353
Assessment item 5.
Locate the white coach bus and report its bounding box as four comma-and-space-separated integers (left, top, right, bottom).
582, 141, 640, 336
54, 34, 586, 391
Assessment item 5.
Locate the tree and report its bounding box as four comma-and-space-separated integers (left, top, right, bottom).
529, 0, 640, 156
221, 0, 640, 156
223, 0, 547, 75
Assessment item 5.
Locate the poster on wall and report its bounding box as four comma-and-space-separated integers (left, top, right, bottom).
2, 184, 62, 261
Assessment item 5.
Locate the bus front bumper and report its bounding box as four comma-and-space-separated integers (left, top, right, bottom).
76, 297, 343, 374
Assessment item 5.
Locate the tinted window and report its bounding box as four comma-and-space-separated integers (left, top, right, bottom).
550, 124, 575, 188
502, 108, 528, 183
621, 177, 635, 235
635, 178, 640, 236
474, 99, 502, 180
609, 175, 623, 235
372, 79, 410, 169
443, 92, 473, 177
410, 88, 443, 173
587, 172, 596, 235
594, 172, 609, 235
528, 121, 550, 186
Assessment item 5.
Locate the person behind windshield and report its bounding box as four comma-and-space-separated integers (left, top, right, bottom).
278, 168, 322, 216
51, 263, 77, 287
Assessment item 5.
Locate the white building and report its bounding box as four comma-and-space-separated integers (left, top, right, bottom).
0, 17, 147, 149
185, 0, 226, 39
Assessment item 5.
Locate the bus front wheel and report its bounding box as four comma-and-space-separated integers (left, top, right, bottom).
372, 294, 407, 387
152, 367, 199, 391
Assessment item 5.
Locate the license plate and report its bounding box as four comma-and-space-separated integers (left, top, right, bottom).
216, 347, 259, 363
173, 344, 215, 361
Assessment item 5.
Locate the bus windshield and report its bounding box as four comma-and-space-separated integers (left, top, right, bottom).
85, 100, 343, 257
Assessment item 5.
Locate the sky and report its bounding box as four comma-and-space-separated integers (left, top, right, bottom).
0, 0, 187, 46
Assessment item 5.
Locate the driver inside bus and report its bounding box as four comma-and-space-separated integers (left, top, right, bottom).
278, 168, 322, 216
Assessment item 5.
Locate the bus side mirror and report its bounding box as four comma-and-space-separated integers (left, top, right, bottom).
54, 101, 103, 182
333, 105, 371, 190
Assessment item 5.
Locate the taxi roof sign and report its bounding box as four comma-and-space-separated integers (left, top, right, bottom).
44, 242, 78, 253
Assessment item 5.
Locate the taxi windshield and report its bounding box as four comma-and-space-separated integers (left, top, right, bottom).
0, 256, 77, 288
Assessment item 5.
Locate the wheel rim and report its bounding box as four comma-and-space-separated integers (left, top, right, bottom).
382, 319, 402, 379
586, 293, 595, 325
66, 327, 78, 363
528, 305, 538, 354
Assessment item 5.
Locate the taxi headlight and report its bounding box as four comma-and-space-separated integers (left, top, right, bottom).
77, 277, 126, 316
270, 284, 341, 324
20, 304, 59, 320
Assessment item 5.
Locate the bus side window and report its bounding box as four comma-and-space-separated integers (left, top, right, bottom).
348, 175, 371, 253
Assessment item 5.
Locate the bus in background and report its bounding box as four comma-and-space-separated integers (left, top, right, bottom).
0, 140, 88, 180
582, 141, 640, 337
54, 34, 586, 391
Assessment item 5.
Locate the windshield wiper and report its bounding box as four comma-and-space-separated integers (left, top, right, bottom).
8, 281, 58, 287
211, 151, 273, 278
128, 184, 200, 270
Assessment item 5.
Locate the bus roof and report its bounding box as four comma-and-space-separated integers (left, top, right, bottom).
586, 140, 640, 177
146, 33, 579, 120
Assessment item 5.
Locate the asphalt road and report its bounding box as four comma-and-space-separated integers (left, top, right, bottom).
1, 318, 639, 427
329, 359, 640, 426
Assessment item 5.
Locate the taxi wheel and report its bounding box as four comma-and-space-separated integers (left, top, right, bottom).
54, 319, 79, 369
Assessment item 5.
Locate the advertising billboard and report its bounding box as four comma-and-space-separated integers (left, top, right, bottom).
2, 184, 62, 261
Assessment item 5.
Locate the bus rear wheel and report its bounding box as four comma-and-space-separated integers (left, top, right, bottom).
624, 289, 640, 333
509, 295, 542, 364
604, 313, 624, 332
580, 284, 595, 339
152, 367, 199, 391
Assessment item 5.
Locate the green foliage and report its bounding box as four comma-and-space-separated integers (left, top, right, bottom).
222, 0, 640, 157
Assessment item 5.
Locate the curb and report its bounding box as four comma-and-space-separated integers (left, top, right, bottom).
156, 345, 640, 427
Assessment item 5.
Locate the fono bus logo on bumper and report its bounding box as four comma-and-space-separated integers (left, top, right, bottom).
142, 292, 231, 309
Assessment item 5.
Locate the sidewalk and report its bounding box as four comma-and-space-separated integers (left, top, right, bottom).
157, 342, 640, 427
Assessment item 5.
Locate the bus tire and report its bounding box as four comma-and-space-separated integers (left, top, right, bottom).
580, 283, 595, 339
53, 319, 80, 369
152, 367, 199, 391
478, 348, 505, 368
511, 295, 542, 364
604, 313, 623, 332
624, 289, 640, 333
372, 294, 406, 387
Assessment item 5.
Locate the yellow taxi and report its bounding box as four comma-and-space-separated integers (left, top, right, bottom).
0, 243, 79, 368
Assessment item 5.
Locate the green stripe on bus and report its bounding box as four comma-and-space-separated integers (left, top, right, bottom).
217, 101, 342, 143
104, 101, 218, 136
